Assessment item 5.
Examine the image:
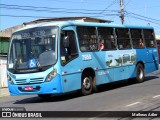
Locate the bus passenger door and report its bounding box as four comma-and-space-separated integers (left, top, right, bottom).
60, 29, 81, 93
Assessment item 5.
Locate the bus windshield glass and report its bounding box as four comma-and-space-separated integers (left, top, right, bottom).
8, 26, 58, 70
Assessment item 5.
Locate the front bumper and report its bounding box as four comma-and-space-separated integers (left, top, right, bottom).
8, 74, 63, 96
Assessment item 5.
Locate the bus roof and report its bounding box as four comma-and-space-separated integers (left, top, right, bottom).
14, 21, 154, 33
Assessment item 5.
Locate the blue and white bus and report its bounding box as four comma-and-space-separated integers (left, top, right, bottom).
7, 21, 159, 98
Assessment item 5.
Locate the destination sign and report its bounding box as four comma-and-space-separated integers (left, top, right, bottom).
21, 30, 47, 39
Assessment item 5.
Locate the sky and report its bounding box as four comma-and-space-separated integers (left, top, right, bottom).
0, 0, 160, 35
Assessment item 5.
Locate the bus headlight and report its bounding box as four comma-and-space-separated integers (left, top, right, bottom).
45, 69, 57, 82
7, 75, 14, 84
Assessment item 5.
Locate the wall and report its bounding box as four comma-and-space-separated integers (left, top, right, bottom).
0, 38, 9, 55
0, 56, 7, 88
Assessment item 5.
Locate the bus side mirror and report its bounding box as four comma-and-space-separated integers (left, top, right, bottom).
63, 36, 70, 48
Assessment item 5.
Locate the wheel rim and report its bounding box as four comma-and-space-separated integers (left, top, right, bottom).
83, 77, 91, 90
138, 68, 143, 79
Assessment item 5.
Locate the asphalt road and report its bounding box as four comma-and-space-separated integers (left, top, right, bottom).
0, 70, 160, 120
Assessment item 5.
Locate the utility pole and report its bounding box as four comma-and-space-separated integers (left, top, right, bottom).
120, 0, 124, 24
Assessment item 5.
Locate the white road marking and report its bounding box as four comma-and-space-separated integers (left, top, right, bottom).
153, 95, 160, 98
126, 102, 141, 107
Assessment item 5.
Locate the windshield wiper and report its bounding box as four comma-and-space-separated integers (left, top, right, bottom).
36, 59, 42, 71
13, 59, 18, 72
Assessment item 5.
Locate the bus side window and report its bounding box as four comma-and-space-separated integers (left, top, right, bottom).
77, 26, 98, 52
143, 29, 156, 48
130, 29, 144, 48
98, 27, 116, 50
116, 28, 131, 50
60, 30, 78, 65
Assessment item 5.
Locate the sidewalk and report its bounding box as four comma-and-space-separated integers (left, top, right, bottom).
0, 87, 10, 98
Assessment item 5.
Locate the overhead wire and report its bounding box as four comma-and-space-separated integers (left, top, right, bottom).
123, 0, 132, 24
0, 3, 119, 19
126, 11, 160, 22
0, 3, 160, 28
98, 0, 119, 21
98, 0, 117, 14
0, 14, 119, 19
126, 13, 160, 26
47, 0, 108, 4
0, 3, 119, 12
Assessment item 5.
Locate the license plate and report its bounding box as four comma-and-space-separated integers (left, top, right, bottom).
24, 86, 34, 91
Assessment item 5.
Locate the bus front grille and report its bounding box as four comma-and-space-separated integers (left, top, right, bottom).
15, 78, 44, 84
30, 78, 44, 84
15, 79, 27, 84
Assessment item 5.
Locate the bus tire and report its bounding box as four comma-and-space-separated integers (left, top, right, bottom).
81, 75, 93, 95
136, 64, 145, 83
38, 94, 52, 99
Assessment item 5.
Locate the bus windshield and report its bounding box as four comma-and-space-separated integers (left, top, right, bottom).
8, 27, 58, 71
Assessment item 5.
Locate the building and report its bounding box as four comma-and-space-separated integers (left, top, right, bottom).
156, 35, 160, 40
0, 17, 112, 88
0, 35, 9, 87
0, 16, 111, 39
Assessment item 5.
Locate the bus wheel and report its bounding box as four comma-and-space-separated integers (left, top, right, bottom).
81, 75, 93, 95
136, 64, 145, 83
38, 94, 52, 99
